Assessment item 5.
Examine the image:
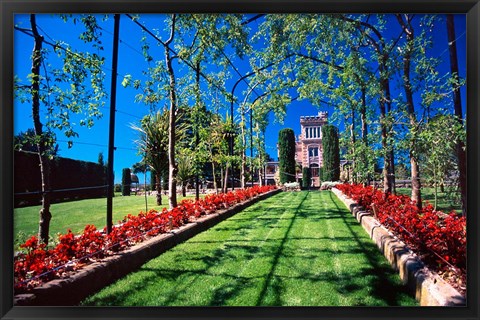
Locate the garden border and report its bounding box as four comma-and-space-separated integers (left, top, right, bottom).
331, 187, 465, 306
13, 188, 282, 306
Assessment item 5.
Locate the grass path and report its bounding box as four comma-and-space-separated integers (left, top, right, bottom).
82, 191, 417, 307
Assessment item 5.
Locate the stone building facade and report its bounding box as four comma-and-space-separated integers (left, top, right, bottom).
264, 111, 329, 187
295, 111, 328, 187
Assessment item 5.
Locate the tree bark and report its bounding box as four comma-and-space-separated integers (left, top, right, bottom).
155, 172, 162, 205
223, 165, 229, 194
30, 14, 52, 245
360, 87, 368, 144
165, 14, 178, 209
396, 14, 422, 209
447, 14, 467, 217
385, 77, 396, 194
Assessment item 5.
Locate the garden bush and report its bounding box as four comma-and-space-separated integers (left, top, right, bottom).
334, 183, 466, 271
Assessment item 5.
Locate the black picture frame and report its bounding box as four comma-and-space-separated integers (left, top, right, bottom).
1, 1, 479, 319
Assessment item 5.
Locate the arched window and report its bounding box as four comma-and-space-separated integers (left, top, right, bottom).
309, 147, 318, 157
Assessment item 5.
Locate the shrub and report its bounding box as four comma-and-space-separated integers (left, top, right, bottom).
122, 168, 131, 196
278, 128, 296, 184
321, 125, 340, 181
302, 167, 311, 189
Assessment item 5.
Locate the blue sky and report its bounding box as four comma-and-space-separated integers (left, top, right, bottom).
13, 14, 466, 183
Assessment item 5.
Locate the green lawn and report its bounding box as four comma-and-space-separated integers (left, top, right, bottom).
14, 193, 197, 244
396, 187, 462, 214
82, 191, 417, 307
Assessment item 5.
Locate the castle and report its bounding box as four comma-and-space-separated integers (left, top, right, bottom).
295, 112, 328, 186
265, 111, 328, 187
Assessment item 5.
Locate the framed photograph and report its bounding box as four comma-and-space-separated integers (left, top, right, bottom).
1, 1, 479, 320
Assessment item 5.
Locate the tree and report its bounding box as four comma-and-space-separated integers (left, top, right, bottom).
126, 13, 250, 204
446, 14, 467, 217
396, 14, 423, 209
278, 128, 296, 184
302, 167, 312, 189
14, 129, 59, 157
176, 149, 195, 197
121, 168, 132, 196
198, 113, 229, 194
15, 14, 107, 244
419, 115, 464, 211
131, 110, 169, 205
322, 124, 340, 181
131, 108, 188, 205
97, 152, 105, 167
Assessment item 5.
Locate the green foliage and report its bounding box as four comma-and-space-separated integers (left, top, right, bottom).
150, 170, 157, 191
131, 108, 188, 190
418, 114, 465, 209
177, 148, 195, 194
122, 168, 131, 196
278, 128, 296, 183
14, 129, 59, 158
302, 167, 311, 189
322, 125, 340, 181
97, 152, 105, 167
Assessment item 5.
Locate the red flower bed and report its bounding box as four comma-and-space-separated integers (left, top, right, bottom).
14, 185, 276, 292
334, 183, 466, 272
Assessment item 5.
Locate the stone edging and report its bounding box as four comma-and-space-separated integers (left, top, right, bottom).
331, 187, 465, 306
14, 189, 282, 306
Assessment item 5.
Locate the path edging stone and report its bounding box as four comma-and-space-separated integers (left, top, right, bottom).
331, 187, 465, 306
14, 188, 282, 306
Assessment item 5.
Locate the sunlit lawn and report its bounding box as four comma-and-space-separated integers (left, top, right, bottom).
82, 191, 417, 307
396, 186, 462, 214
14, 192, 198, 243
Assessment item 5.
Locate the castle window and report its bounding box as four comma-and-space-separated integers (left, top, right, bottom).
309, 147, 318, 157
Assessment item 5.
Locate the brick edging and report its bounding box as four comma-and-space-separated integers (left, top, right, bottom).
14, 189, 282, 306
331, 188, 465, 306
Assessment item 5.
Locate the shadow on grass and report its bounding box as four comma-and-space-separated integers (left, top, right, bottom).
327, 191, 414, 305
82, 191, 415, 306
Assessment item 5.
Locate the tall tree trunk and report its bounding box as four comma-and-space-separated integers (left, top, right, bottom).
350, 106, 356, 183
397, 14, 422, 209
165, 14, 178, 209
360, 87, 368, 144
194, 61, 201, 201
211, 160, 218, 194
220, 166, 224, 193
182, 184, 186, 197
385, 79, 396, 194
379, 81, 391, 195
447, 14, 467, 217
30, 14, 52, 245
360, 86, 369, 185
155, 172, 162, 205
241, 122, 246, 189
223, 165, 229, 194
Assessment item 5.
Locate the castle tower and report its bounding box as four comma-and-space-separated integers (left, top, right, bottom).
295, 111, 328, 187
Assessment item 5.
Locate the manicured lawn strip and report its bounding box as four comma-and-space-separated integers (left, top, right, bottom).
396, 187, 461, 214
14, 193, 197, 242
82, 191, 417, 306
